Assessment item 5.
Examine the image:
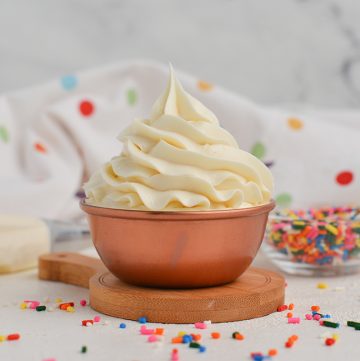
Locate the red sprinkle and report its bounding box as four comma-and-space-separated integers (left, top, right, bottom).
7, 334, 20, 341
277, 305, 288, 312
82, 320, 93, 326
325, 338, 335, 346
79, 100, 95, 117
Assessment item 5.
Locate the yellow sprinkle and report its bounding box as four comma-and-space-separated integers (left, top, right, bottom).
317, 282, 328, 289
0, 335, 5, 342
66, 306, 75, 313
177, 331, 187, 337
20, 303, 27, 309
332, 333, 340, 341
197, 80, 213, 92
325, 224, 338, 235
55, 298, 63, 303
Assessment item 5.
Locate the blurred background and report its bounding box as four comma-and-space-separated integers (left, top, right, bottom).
1, 0, 360, 107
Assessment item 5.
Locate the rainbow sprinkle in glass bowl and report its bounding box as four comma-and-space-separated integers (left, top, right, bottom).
263, 206, 360, 276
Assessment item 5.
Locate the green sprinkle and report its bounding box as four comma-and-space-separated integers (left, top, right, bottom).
347, 321, 360, 328
127, 89, 137, 106
36, 305, 46, 311
0, 126, 9, 143
250, 142, 266, 159
189, 342, 200, 348
275, 193, 293, 208
81, 346, 87, 353
322, 321, 339, 328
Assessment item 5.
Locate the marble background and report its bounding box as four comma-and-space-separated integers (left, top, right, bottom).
1, 0, 360, 107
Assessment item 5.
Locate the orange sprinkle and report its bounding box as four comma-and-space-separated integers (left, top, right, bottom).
289, 303, 294, 310
268, 349, 278, 356
287, 117, 304, 130
34, 142, 47, 154
197, 80, 213, 92
171, 337, 183, 344
211, 332, 221, 339
287, 312, 293, 318
235, 333, 244, 340
290, 335, 299, 342
311, 305, 320, 312
155, 328, 164, 335
191, 334, 201, 341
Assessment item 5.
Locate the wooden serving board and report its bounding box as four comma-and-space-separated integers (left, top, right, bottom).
39, 252, 285, 324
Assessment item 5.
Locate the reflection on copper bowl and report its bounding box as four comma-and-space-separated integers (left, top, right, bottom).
80, 200, 275, 288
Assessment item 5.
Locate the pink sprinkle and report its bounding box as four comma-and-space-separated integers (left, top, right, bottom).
288, 317, 301, 324
313, 314, 321, 321
305, 314, 312, 320
93, 316, 101, 323
147, 335, 158, 342
80, 299, 87, 306
43, 359, 57, 361
194, 322, 207, 329
141, 328, 155, 335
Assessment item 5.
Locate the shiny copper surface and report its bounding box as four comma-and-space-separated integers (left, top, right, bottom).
80, 200, 275, 288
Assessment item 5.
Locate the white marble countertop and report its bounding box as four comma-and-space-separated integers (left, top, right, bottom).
0, 244, 359, 361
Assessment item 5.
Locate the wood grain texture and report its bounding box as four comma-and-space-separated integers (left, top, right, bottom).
38, 252, 285, 323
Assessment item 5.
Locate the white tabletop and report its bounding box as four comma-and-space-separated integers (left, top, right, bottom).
0, 244, 359, 361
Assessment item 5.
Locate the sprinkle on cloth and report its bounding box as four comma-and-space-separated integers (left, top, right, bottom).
267, 206, 360, 266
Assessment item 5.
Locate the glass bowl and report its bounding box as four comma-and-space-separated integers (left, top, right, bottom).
263, 206, 360, 276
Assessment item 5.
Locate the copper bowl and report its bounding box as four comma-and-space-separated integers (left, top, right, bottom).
80, 200, 275, 288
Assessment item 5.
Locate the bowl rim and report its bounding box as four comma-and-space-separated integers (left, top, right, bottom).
80, 199, 275, 220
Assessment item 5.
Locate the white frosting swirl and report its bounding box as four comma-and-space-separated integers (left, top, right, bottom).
84, 66, 273, 211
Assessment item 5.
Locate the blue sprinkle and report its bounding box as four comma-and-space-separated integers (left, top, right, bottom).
199, 345, 206, 353
61, 75, 78, 90
253, 356, 264, 361
182, 335, 192, 344
138, 316, 147, 324
119, 323, 126, 329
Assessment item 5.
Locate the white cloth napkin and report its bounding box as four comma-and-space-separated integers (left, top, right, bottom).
0, 60, 359, 220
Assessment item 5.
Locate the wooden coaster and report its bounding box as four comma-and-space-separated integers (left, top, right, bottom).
39, 252, 285, 323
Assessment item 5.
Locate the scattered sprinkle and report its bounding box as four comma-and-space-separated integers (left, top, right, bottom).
194, 322, 207, 329
138, 316, 147, 324
80, 299, 87, 307
211, 332, 221, 339
36, 305, 46, 312
81, 345, 87, 353
7, 333, 20, 341
119, 323, 126, 329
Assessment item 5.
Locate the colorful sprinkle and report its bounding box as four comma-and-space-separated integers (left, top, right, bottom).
287, 117, 304, 130
211, 332, 221, 339
194, 322, 207, 329
325, 338, 335, 346
93, 315, 101, 323
288, 317, 300, 324
34, 142, 47, 154
7, 333, 20, 341
127, 89, 138, 106
336, 171, 354, 186
60, 75, 77, 91
275, 193, 293, 208
266, 206, 360, 267
79, 100, 95, 117
197, 80, 213, 91
36, 305, 46, 312
138, 316, 147, 324
0, 126, 9, 143
80, 299, 87, 306
251, 142, 266, 159
119, 323, 126, 329
81, 345, 87, 353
